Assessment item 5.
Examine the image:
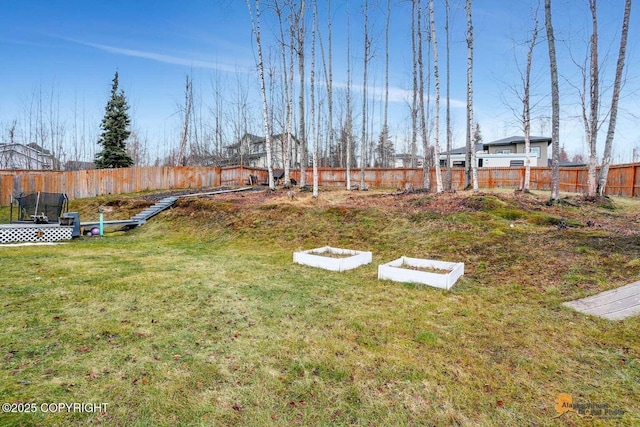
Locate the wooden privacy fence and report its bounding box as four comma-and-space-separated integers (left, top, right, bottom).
1, 163, 638, 205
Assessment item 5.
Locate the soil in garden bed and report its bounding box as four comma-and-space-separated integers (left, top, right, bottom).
401, 263, 452, 274
310, 251, 355, 258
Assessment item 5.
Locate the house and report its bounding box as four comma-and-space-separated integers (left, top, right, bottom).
225, 133, 301, 169
0, 143, 60, 170
440, 136, 551, 168
392, 153, 423, 168
64, 160, 96, 171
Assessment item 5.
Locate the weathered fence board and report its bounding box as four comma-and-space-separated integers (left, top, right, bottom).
0, 164, 638, 205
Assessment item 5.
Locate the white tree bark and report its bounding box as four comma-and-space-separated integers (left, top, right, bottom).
295, 0, 307, 188
360, 0, 370, 190
445, 0, 452, 190
346, 5, 352, 190
246, 0, 274, 190
311, 0, 319, 198
586, 0, 599, 197
466, 0, 478, 192
418, 1, 430, 189
411, 0, 419, 174
274, 0, 292, 187
544, 0, 560, 202
598, 0, 631, 196
545, 0, 560, 201
429, 0, 443, 193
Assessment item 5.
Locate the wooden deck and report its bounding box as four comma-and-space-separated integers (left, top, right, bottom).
563, 280, 640, 320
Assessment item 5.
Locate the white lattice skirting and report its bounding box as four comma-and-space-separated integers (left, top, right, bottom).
0, 224, 73, 244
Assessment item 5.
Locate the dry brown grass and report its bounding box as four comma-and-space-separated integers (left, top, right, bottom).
1, 187, 638, 426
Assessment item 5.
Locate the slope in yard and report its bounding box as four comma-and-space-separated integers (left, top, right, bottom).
0, 188, 639, 426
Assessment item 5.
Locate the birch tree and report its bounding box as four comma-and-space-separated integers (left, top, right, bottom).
585, 0, 600, 197
317, 0, 334, 169
598, 0, 631, 196
418, 0, 430, 189
445, 0, 452, 190
293, 0, 307, 187
466, 0, 478, 192
311, 0, 319, 198
377, 0, 392, 168
274, 0, 293, 187
346, 5, 353, 190
410, 0, 419, 172
522, 3, 540, 192
360, 0, 371, 190
429, 0, 443, 193
246, 0, 274, 190
545, 0, 560, 201
177, 74, 193, 166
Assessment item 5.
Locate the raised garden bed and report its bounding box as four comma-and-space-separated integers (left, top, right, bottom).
293, 246, 372, 272
378, 256, 464, 290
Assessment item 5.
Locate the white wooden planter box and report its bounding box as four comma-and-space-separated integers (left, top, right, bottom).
378, 256, 464, 290
293, 246, 372, 272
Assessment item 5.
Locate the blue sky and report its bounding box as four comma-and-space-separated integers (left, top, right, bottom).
1, 0, 638, 164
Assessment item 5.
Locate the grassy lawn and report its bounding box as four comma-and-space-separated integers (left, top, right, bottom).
1, 188, 639, 426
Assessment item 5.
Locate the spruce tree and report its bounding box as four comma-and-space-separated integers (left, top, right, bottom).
95, 72, 134, 168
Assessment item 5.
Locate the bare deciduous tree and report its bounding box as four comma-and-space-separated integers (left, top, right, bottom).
545, 0, 560, 201
466, 0, 478, 192
177, 74, 193, 166
246, 0, 274, 190
445, 0, 452, 190
346, 4, 353, 190
360, 0, 371, 191
429, 0, 443, 193
311, 0, 319, 198
522, 2, 540, 192
598, 0, 631, 196
419, 0, 431, 189
411, 0, 419, 173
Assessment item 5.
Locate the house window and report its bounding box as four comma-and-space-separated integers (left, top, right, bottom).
510, 160, 525, 167
529, 146, 541, 158
495, 149, 511, 154
452, 160, 465, 167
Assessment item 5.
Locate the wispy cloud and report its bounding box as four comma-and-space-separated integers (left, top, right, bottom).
331, 81, 466, 108
65, 37, 253, 74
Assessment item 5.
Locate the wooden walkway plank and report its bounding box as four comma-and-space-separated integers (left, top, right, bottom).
563, 280, 640, 320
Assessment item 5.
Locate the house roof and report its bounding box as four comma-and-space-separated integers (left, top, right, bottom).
227, 132, 301, 149
440, 143, 484, 155
549, 159, 588, 167
485, 135, 551, 147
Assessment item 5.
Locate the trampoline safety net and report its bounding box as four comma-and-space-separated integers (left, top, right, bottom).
13, 192, 69, 223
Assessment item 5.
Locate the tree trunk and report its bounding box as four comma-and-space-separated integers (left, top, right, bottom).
382, 0, 391, 169
586, 0, 599, 197
411, 0, 419, 173
429, 0, 443, 193
445, 0, 452, 191
275, 0, 292, 187
327, 0, 333, 172
545, 0, 560, 201
311, 0, 319, 198
346, 6, 352, 190
246, 0, 274, 189
598, 0, 631, 196
418, 1, 430, 189
523, 6, 539, 193
296, 0, 307, 188
360, 0, 370, 190
466, 0, 478, 192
